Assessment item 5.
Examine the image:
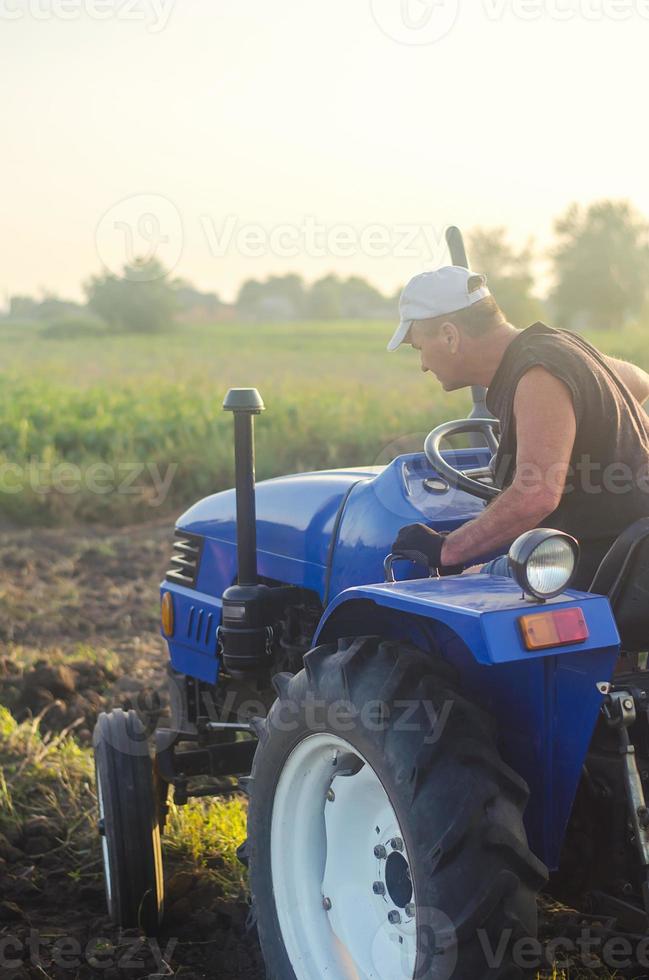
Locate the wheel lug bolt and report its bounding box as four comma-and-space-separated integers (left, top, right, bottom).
326, 788, 335, 802
388, 910, 401, 924
390, 837, 404, 852
405, 902, 415, 918
374, 845, 387, 859
322, 897, 332, 910
372, 881, 385, 895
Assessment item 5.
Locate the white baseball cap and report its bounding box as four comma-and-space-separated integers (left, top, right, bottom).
387, 266, 490, 352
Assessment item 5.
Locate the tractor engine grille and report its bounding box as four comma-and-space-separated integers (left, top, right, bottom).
166, 531, 204, 588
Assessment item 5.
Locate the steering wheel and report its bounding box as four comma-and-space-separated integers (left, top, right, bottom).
424, 419, 502, 502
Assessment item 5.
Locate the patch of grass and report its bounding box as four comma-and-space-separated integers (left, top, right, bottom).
39, 315, 109, 340
538, 971, 621, 979
0, 704, 95, 867
0, 376, 464, 526
0, 704, 248, 898
165, 794, 248, 899
0, 318, 644, 526
69, 643, 121, 673
4, 642, 121, 677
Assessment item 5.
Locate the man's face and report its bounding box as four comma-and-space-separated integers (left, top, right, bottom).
409, 319, 467, 391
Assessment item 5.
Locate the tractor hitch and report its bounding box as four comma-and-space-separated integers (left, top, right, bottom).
154, 727, 257, 806
600, 683, 649, 918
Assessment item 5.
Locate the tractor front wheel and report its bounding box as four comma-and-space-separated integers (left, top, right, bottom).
246, 636, 547, 979
93, 708, 164, 934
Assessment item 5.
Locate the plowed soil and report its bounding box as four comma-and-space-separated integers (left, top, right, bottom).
0, 520, 264, 979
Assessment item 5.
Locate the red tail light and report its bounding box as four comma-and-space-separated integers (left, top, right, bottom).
519, 607, 589, 651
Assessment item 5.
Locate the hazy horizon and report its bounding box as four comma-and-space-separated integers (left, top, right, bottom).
2, 0, 649, 304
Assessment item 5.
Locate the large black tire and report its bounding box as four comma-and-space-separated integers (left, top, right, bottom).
246, 636, 548, 979
93, 708, 164, 934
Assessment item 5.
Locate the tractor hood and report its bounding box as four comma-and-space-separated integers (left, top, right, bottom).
175, 452, 489, 603
176, 466, 381, 598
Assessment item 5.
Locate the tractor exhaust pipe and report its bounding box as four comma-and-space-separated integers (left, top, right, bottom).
223, 387, 265, 585
445, 226, 490, 420
219, 388, 274, 679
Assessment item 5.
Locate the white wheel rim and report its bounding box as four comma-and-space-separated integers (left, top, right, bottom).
271, 734, 416, 980
96, 772, 113, 909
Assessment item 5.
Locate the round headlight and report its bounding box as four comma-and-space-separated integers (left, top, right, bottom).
508, 529, 579, 600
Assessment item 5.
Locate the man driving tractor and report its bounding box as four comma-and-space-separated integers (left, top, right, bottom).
389, 266, 649, 589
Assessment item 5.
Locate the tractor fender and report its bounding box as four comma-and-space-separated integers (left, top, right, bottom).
314, 574, 620, 869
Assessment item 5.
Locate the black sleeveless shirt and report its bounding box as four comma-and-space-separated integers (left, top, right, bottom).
486, 322, 649, 589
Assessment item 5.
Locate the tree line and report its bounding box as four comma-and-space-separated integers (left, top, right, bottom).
5, 199, 649, 333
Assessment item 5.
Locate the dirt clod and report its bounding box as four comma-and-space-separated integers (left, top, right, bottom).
0, 901, 28, 924
166, 897, 193, 924
23, 836, 51, 856
165, 871, 196, 904
0, 835, 24, 864
23, 816, 55, 838
23, 663, 77, 698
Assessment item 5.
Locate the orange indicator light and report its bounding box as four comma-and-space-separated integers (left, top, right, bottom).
161, 591, 175, 637
519, 607, 589, 651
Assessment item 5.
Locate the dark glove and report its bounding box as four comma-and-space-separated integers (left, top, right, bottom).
391, 523, 464, 576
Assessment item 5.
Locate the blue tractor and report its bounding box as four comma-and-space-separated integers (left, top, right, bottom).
93, 231, 649, 979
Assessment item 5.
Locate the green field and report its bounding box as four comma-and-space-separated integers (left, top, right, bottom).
2, 318, 647, 525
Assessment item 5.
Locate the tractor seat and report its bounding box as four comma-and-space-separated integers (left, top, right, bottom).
589, 517, 649, 653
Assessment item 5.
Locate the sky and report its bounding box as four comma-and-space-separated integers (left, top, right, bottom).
1, 0, 649, 304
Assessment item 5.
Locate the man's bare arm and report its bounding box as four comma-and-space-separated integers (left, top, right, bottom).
607, 356, 649, 405
441, 367, 577, 567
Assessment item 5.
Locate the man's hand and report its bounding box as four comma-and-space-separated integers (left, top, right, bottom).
392, 523, 464, 575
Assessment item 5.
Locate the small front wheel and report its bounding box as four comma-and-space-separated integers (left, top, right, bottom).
93, 708, 164, 933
